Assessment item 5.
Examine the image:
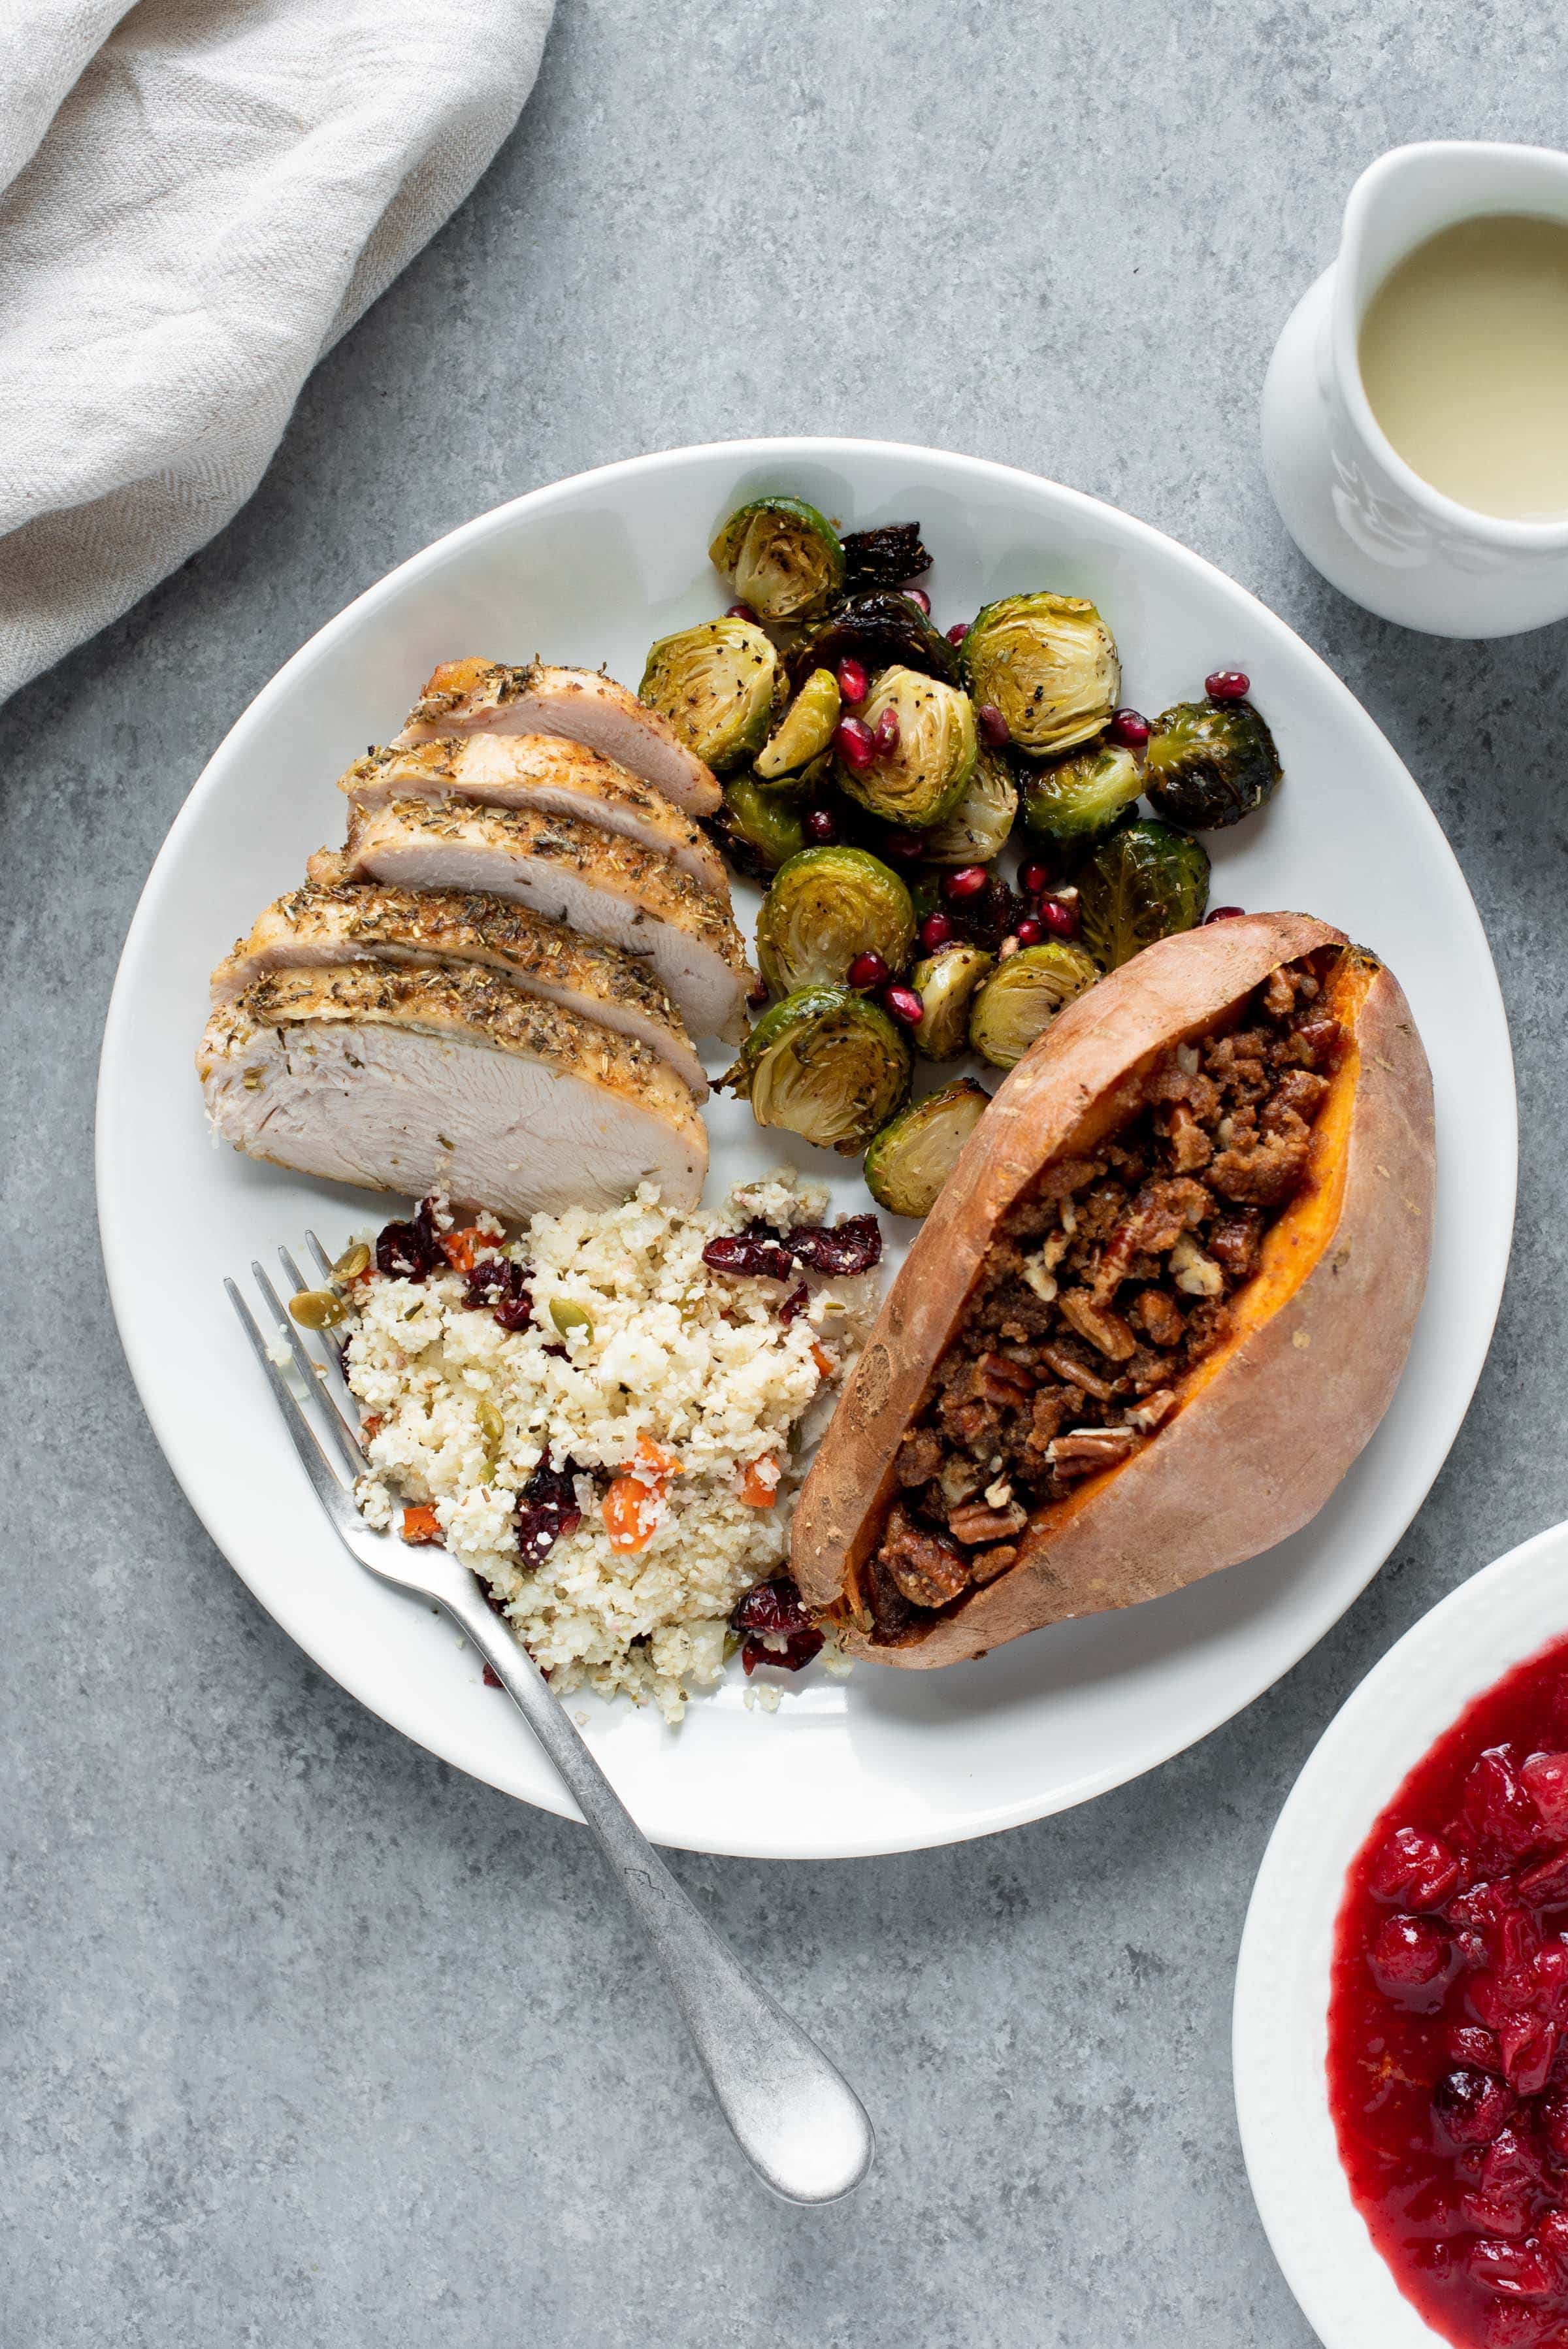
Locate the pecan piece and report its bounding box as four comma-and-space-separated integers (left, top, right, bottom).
1130, 1287, 1185, 1349
947, 1498, 1029, 1545
877, 1502, 970, 1609
1057, 1287, 1137, 1362
1037, 1339, 1122, 1402
970, 1543, 1018, 1586
1048, 1427, 1141, 1478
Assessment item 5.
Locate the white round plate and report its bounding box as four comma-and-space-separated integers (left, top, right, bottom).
97, 436, 1515, 1860
1234, 1522, 1568, 2348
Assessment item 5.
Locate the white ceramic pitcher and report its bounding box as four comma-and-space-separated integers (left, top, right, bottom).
1262, 141, 1568, 638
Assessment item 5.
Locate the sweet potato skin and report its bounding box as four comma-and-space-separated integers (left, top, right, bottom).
791, 913, 1435, 1666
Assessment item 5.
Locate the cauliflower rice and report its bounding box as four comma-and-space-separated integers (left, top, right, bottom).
346, 1173, 881, 1720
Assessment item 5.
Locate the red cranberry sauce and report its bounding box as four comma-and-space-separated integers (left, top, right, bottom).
1330, 1633, 1568, 2349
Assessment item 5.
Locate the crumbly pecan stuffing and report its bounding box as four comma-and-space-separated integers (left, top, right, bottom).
865, 956, 1343, 1632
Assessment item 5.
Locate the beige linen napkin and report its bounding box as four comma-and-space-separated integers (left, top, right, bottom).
0, 0, 553, 705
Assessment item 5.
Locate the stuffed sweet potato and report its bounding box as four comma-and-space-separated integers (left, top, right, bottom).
792, 912, 1435, 1666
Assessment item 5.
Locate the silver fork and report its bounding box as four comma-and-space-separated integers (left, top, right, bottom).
227, 1241, 874, 2207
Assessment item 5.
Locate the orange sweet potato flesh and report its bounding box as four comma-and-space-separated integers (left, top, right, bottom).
791, 912, 1435, 1667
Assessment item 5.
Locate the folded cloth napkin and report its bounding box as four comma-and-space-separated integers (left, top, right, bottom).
0, 0, 554, 706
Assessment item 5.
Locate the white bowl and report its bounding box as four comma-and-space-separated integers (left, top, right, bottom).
96, 435, 1515, 1858
1234, 1520, 1568, 2346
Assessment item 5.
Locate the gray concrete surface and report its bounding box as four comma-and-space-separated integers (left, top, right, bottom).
5, 4, 1567, 2342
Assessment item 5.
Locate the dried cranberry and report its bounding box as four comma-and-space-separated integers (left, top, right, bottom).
945, 620, 970, 646
1039, 896, 1080, 940
836, 657, 869, 707
835, 715, 875, 769
1369, 1824, 1462, 1911
901, 585, 932, 615
1371, 1914, 1456, 2008
847, 950, 890, 991
376, 1201, 440, 1281
786, 1215, 883, 1276
701, 1221, 798, 1283
883, 983, 923, 1026
1109, 706, 1151, 749
482, 1662, 504, 1688
733, 1578, 825, 1675
1019, 859, 1051, 897
779, 1282, 809, 1325
873, 704, 901, 755
804, 806, 838, 844
515, 1451, 583, 1562
1205, 668, 1250, 701
917, 910, 955, 952
1435, 2066, 1518, 2146
1524, 1753, 1568, 1839
977, 702, 1011, 747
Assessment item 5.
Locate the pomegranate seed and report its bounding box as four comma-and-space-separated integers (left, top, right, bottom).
977, 702, 1011, 747
837, 657, 869, 707
1205, 904, 1246, 923
1019, 859, 1051, 896
804, 806, 838, 843
943, 864, 990, 902
835, 716, 875, 770
1109, 706, 1151, 749
1039, 897, 1079, 940
1013, 915, 1045, 947
847, 950, 889, 990
881, 829, 926, 859
726, 602, 758, 623
1434, 2067, 1516, 2146
945, 621, 970, 646
483, 1662, 503, 1688
917, 911, 955, 952
874, 705, 901, 755
1205, 668, 1250, 700
1370, 1914, 1456, 2006
901, 585, 931, 614
883, 983, 924, 1026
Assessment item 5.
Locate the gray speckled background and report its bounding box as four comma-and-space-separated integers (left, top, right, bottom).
6, 5, 1567, 2342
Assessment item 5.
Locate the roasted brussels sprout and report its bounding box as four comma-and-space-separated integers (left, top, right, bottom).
841, 521, 932, 592
1021, 738, 1143, 849
708, 496, 845, 622
969, 940, 1098, 1069
1143, 695, 1282, 830
960, 593, 1120, 757
787, 591, 962, 691
640, 617, 779, 772
756, 847, 915, 997
864, 1079, 990, 1218
836, 666, 977, 830
1077, 817, 1211, 972
910, 943, 994, 1059
724, 984, 910, 1155
919, 744, 1019, 866
713, 776, 808, 877
755, 668, 841, 781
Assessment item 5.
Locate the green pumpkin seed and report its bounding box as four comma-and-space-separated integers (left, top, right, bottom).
549, 1300, 594, 1341
289, 1288, 348, 1330
331, 1241, 372, 1281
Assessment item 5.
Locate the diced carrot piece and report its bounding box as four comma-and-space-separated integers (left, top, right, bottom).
738, 1454, 781, 1508
401, 1504, 442, 1545
633, 1434, 682, 1483
440, 1227, 485, 1274
810, 1343, 834, 1377
602, 1475, 661, 1553
361, 1413, 385, 1441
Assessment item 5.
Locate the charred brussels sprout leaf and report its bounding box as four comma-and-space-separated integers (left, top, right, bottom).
755, 668, 841, 781
1143, 695, 1282, 830
1021, 739, 1143, 848
1077, 817, 1211, 972
864, 1079, 990, 1218
756, 846, 915, 997
920, 744, 1019, 866
969, 941, 1098, 1068
836, 666, 977, 830
786, 591, 962, 691
910, 944, 994, 1059
960, 593, 1120, 757
641, 617, 778, 772
708, 496, 845, 621
724, 984, 911, 1155
713, 776, 808, 877
841, 521, 932, 591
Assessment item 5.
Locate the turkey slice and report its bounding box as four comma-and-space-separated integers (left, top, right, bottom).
312, 798, 755, 1043
395, 659, 721, 817
210, 879, 709, 1101
199, 963, 708, 1218
340, 733, 730, 899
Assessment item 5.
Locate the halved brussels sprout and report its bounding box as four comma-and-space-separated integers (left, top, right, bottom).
714, 776, 808, 877
969, 940, 1098, 1069
755, 668, 841, 781
960, 593, 1120, 757
837, 666, 977, 830
1077, 817, 1211, 972
910, 943, 994, 1060
1143, 695, 1282, 830
787, 591, 962, 690
756, 846, 915, 997
920, 744, 1019, 866
864, 1079, 990, 1218
724, 984, 910, 1155
640, 617, 778, 772
708, 497, 845, 622
1021, 739, 1142, 848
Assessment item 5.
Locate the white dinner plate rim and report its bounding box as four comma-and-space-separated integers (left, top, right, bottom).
96, 433, 1516, 1858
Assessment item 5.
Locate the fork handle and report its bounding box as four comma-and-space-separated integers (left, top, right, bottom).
446, 1586, 874, 2205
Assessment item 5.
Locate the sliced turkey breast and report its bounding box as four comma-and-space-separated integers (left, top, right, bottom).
395, 658, 721, 817
210, 879, 709, 1101
311, 798, 755, 1043
199, 963, 708, 1217
340, 734, 730, 898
